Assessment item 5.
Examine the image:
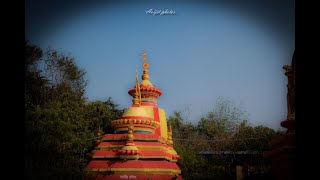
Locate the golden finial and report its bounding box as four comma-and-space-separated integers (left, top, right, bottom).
132, 91, 140, 105
167, 122, 173, 145
140, 51, 150, 70
132, 70, 142, 105
142, 69, 150, 80
127, 124, 134, 142
139, 51, 150, 80
142, 62, 150, 69
140, 52, 147, 60
140, 52, 147, 59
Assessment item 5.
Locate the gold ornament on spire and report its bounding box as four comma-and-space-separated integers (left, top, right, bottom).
167, 122, 173, 145
140, 51, 150, 70
127, 124, 134, 142
132, 70, 142, 105
140, 52, 147, 60
143, 62, 150, 69
132, 90, 140, 105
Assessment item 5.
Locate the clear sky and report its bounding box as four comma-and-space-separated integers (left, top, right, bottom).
25, 0, 295, 130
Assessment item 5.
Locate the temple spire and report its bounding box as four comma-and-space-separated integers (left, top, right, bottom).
167, 122, 173, 145
140, 51, 150, 80
132, 71, 141, 105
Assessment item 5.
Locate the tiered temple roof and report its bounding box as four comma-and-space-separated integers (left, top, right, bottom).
84, 53, 182, 180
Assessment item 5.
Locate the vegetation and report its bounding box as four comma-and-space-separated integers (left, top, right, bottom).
25, 42, 122, 179
170, 98, 285, 179
25, 42, 285, 179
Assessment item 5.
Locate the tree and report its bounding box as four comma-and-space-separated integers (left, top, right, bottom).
25, 42, 48, 108
170, 97, 283, 179
25, 42, 91, 178
168, 111, 183, 130
84, 98, 123, 135
168, 111, 209, 179
43, 47, 87, 102
197, 97, 248, 139
25, 42, 122, 179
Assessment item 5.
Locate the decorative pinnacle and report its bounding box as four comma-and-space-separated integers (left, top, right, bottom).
132, 91, 140, 105
167, 123, 173, 145
132, 70, 141, 105
142, 69, 150, 80
127, 124, 134, 143
140, 52, 147, 60
140, 51, 150, 70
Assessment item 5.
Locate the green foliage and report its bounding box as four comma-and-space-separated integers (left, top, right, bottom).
25, 42, 122, 179
170, 97, 284, 179
197, 97, 248, 139
174, 140, 208, 179
168, 111, 183, 130
43, 47, 87, 101
85, 98, 123, 134
231, 123, 282, 151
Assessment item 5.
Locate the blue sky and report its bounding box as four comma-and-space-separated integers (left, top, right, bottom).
25, 0, 295, 130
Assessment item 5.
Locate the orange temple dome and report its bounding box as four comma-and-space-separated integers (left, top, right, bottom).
128, 69, 162, 105
84, 54, 183, 180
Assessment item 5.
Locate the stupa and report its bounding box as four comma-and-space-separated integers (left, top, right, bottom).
84, 52, 183, 180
